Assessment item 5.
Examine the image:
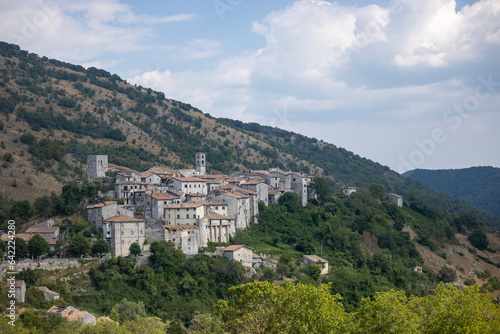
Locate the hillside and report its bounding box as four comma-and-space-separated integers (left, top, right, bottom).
404, 167, 500, 219
1, 41, 499, 230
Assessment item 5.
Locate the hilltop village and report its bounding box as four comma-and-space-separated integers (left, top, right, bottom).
85, 153, 315, 259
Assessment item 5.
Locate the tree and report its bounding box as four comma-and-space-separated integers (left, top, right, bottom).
68, 234, 90, 257
129, 242, 141, 256
28, 234, 50, 259
438, 266, 457, 283
20, 132, 36, 145
112, 299, 147, 323
468, 230, 488, 250
369, 183, 386, 200
304, 263, 322, 281
14, 237, 29, 259
91, 238, 109, 256
215, 282, 348, 334
278, 191, 301, 213
311, 176, 333, 202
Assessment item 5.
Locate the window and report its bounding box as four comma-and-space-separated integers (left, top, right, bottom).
177, 215, 180, 219
186, 214, 190, 219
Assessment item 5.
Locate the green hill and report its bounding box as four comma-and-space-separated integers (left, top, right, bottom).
1, 41, 499, 229
403, 167, 500, 218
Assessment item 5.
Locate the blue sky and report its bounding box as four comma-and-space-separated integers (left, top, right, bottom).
1, 0, 499, 173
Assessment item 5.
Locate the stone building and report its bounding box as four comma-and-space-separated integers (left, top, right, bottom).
162, 225, 199, 255
222, 245, 254, 267
103, 215, 145, 257
290, 172, 311, 207
212, 191, 252, 230
303, 255, 329, 275
86, 201, 119, 229
195, 152, 206, 175
388, 193, 403, 207
6, 280, 26, 302
86, 155, 108, 181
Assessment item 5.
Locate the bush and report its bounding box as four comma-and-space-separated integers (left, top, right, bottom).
468, 230, 489, 250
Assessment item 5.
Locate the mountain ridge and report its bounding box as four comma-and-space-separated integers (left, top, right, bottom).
1, 41, 499, 229
403, 166, 500, 219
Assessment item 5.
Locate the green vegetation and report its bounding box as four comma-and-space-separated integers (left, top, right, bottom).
404, 166, 500, 218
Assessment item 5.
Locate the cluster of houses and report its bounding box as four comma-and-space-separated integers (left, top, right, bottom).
0, 220, 60, 254
85, 153, 315, 258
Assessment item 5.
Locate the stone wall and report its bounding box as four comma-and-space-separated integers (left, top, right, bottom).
1, 258, 82, 278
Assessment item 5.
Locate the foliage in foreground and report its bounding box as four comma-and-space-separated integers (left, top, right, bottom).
214, 281, 500, 334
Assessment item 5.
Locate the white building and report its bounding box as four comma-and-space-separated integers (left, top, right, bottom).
290, 172, 311, 207
212, 191, 252, 230
171, 177, 208, 196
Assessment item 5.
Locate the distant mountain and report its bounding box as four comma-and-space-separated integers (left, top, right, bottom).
1, 41, 500, 229
403, 167, 500, 219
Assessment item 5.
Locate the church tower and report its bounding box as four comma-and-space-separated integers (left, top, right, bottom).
195, 152, 206, 174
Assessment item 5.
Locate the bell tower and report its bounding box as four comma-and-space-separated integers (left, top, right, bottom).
195, 152, 206, 174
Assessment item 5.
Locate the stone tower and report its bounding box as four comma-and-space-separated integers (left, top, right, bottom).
195, 152, 206, 174
87, 155, 108, 181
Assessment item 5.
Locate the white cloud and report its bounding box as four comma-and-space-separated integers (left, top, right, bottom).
0, 0, 195, 63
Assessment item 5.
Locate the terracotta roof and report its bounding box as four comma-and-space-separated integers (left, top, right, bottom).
166, 202, 204, 209
223, 245, 254, 252
205, 212, 234, 220
148, 193, 173, 200
162, 224, 199, 230
216, 191, 248, 199
219, 184, 237, 190
134, 186, 157, 193
2, 233, 33, 242
36, 286, 59, 295
189, 200, 226, 206
103, 215, 145, 223
388, 193, 403, 198
26, 226, 59, 234
186, 192, 206, 197
86, 201, 116, 209
238, 189, 257, 195
173, 177, 206, 182
5, 280, 25, 288
66, 310, 89, 322
252, 253, 262, 259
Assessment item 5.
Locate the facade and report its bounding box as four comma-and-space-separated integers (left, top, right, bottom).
36, 286, 60, 301
147, 193, 172, 220
204, 212, 233, 243
171, 177, 208, 196
86, 201, 119, 229
290, 172, 311, 207
25, 226, 59, 238
222, 245, 254, 267
86, 155, 108, 181
164, 202, 205, 225
6, 280, 26, 303
162, 225, 199, 255
303, 255, 329, 275
113, 181, 148, 204
240, 180, 269, 206
195, 152, 206, 174
103, 215, 145, 257
212, 191, 252, 230
388, 193, 403, 207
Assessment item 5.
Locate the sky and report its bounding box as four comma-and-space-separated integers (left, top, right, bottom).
0, 0, 499, 174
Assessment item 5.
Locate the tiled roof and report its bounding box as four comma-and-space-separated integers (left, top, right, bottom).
216, 191, 248, 199
186, 192, 206, 197
103, 215, 145, 223
148, 193, 173, 200
5, 280, 25, 288
114, 181, 147, 185
223, 245, 254, 252
162, 224, 199, 230
204, 212, 234, 220
166, 202, 204, 209
86, 201, 116, 209
26, 226, 59, 234
172, 177, 206, 182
